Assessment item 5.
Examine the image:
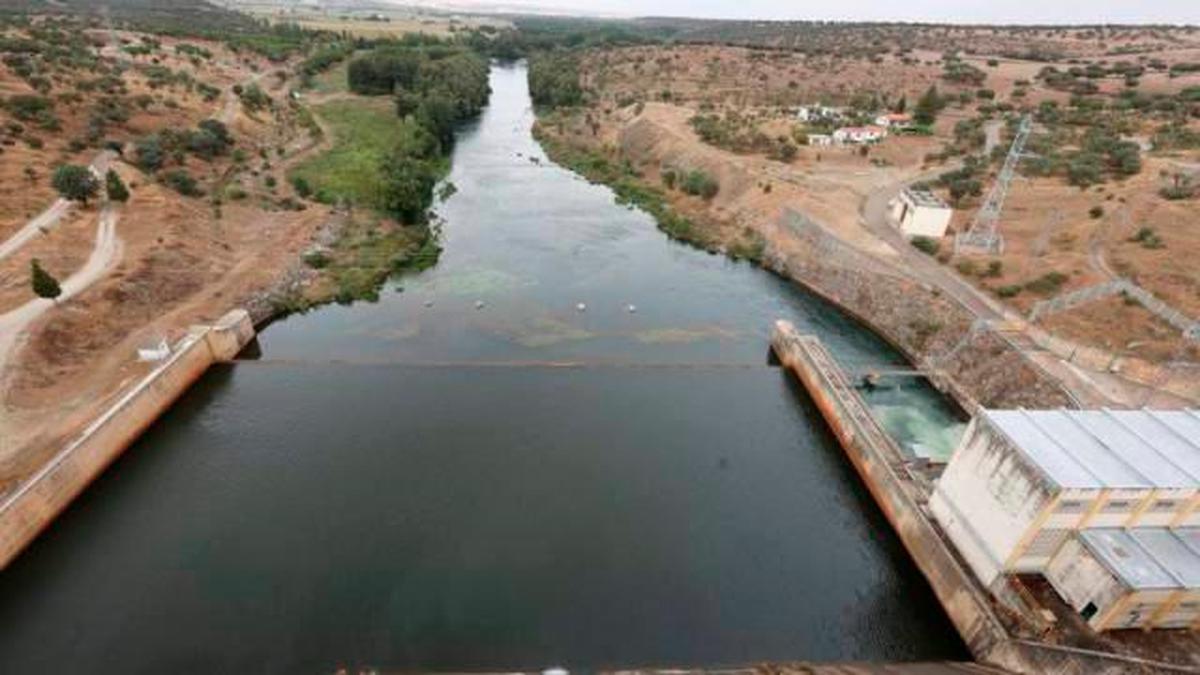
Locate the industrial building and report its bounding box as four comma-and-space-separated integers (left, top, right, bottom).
889, 188, 953, 238
929, 409, 1200, 592
1045, 528, 1200, 631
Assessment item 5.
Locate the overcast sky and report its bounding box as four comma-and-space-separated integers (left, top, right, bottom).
440, 0, 1199, 24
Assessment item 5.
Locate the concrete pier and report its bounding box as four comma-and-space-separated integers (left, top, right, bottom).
771, 320, 1200, 675
0, 309, 255, 569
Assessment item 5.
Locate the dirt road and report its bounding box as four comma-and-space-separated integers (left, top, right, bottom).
859, 177, 1191, 408
0, 205, 122, 378
0, 152, 113, 262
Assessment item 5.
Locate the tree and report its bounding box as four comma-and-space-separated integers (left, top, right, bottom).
135, 135, 165, 172
894, 95, 907, 113
380, 155, 435, 223
51, 165, 99, 205
913, 85, 942, 126
105, 169, 129, 202
30, 259, 61, 300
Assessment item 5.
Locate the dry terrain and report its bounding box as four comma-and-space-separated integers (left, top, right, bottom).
0, 24, 335, 492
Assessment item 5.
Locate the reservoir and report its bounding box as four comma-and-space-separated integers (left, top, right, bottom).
0, 64, 967, 671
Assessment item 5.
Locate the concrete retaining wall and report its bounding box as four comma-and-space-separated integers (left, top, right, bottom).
765, 210, 1075, 410
0, 309, 254, 569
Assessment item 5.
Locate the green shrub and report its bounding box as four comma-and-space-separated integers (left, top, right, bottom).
162, 169, 202, 197
680, 169, 719, 199
1025, 271, 1068, 294
1130, 227, 1164, 249
996, 284, 1022, 298
105, 169, 129, 202
1089, 205, 1104, 218
290, 175, 312, 198
911, 236, 940, 255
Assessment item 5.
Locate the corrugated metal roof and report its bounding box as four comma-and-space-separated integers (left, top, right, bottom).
983, 410, 1106, 488
1076, 411, 1194, 487
1130, 529, 1200, 588
1175, 528, 1200, 558
1080, 529, 1179, 590
981, 409, 1200, 489
1116, 411, 1200, 482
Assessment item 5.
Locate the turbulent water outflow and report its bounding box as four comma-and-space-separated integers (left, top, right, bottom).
0, 63, 968, 672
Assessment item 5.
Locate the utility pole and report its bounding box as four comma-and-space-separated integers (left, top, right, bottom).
956, 114, 1033, 255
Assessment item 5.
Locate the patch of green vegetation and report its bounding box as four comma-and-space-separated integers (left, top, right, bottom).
911, 236, 940, 256
1130, 226, 1164, 249
288, 98, 439, 209
1024, 271, 1068, 295
273, 216, 440, 314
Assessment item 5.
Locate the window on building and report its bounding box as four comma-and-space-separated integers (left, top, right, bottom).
1152, 500, 1178, 512
1025, 528, 1069, 557
1056, 500, 1087, 513
1081, 602, 1098, 620
1103, 500, 1133, 512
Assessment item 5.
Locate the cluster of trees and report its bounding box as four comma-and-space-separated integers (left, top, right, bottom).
913, 85, 945, 126
2, 94, 60, 130
1023, 101, 1144, 187
942, 59, 987, 86
51, 165, 129, 204
934, 155, 985, 205
236, 83, 271, 113
342, 43, 489, 222
688, 112, 797, 161
528, 51, 584, 109
134, 118, 233, 172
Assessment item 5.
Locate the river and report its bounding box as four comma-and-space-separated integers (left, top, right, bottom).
0, 63, 968, 671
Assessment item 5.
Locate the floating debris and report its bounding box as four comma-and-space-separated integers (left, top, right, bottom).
627, 304, 637, 313
475, 300, 485, 310
576, 302, 587, 312
423, 299, 434, 308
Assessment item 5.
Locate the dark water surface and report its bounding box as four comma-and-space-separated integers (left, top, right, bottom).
0, 64, 967, 672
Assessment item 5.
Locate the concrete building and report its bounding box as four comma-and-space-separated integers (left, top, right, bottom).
833, 125, 886, 144
929, 409, 1200, 589
795, 104, 843, 123
806, 133, 834, 147
874, 112, 913, 129
1045, 528, 1200, 631
889, 188, 953, 238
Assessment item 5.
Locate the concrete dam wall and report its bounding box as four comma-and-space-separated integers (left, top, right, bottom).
0, 309, 255, 569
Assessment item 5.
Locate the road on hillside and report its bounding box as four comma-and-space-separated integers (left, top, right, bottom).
0, 205, 122, 377
0, 151, 114, 262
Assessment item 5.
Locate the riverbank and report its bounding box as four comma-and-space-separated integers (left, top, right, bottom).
532, 109, 1074, 411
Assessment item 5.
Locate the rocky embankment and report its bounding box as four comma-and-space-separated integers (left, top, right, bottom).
761, 211, 1073, 410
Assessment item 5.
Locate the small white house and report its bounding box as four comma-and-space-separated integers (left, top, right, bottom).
889, 188, 953, 238
874, 112, 913, 129
832, 125, 886, 144
796, 104, 843, 123
807, 133, 834, 147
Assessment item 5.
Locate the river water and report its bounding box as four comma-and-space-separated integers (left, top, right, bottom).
0, 64, 968, 671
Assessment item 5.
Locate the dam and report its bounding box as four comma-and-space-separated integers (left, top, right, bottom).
0, 63, 970, 672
